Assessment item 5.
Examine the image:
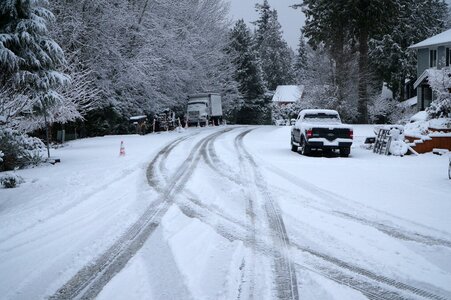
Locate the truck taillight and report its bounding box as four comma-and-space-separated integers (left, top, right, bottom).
349, 130, 353, 139
307, 130, 313, 138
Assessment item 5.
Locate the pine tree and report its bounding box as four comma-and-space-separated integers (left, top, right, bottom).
369, 0, 448, 101
299, 0, 396, 123
254, 3, 295, 91
254, 0, 272, 46
0, 0, 69, 157
227, 20, 266, 124
294, 31, 308, 83
298, 0, 355, 115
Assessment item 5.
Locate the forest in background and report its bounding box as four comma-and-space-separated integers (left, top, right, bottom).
0, 0, 450, 171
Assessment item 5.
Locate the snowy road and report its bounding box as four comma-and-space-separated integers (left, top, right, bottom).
1, 126, 450, 299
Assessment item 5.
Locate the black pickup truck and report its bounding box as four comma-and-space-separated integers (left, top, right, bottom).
291, 109, 353, 157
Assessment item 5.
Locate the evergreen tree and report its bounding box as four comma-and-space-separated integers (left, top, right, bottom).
299, 0, 396, 123
297, 0, 355, 116
294, 31, 308, 83
369, 0, 448, 101
0, 0, 68, 111
254, 2, 295, 91
254, 0, 272, 46
0, 0, 69, 157
227, 20, 266, 124
348, 0, 397, 123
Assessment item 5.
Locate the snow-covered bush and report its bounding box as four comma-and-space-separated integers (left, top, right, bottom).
426, 68, 451, 119
0, 173, 24, 189
272, 103, 296, 124
369, 95, 397, 124
0, 128, 45, 171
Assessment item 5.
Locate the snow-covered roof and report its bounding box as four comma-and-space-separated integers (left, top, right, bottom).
130, 115, 147, 121
381, 83, 393, 99
413, 69, 433, 89
410, 111, 428, 122
413, 68, 451, 89
397, 96, 417, 108
409, 28, 451, 49
272, 85, 304, 103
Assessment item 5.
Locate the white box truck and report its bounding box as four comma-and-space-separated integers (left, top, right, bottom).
187, 93, 223, 126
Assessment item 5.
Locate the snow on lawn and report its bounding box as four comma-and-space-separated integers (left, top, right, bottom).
245, 125, 450, 231
243, 125, 451, 296
0, 125, 450, 299
0, 129, 195, 299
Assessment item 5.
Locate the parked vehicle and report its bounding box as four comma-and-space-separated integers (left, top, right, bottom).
448, 156, 451, 179
291, 109, 353, 157
155, 108, 176, 131
187, 93, 223, 126
275, 119, 286, 126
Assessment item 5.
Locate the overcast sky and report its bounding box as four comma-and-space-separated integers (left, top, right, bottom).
227, 0, 306, 50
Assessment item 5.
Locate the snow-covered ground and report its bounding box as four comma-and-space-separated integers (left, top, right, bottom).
0, 125, 450, 300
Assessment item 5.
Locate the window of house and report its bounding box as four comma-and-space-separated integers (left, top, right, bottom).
447, 48, 450, 66
430, 49, 437, 67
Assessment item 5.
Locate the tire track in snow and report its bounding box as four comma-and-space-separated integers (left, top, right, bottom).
265, 165, 451, 250
235, 129, 299, 300
49, 129, 229, 300
234, 130, 258, 300
291, 244, 450, 300
201, 131, 451, 250
201, 129, 448, 300
154, 128, 251, 238
203, 129, 242, 185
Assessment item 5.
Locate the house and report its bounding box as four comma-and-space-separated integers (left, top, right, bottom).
409, 28, 451, 111
271, 85, 304, 106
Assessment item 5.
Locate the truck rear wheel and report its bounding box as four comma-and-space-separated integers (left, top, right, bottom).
340, 147, 350, 157
300, 138, 311, 156
291, 137, 297, 152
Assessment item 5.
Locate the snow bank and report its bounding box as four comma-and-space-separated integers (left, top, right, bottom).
405, 116, 451, 140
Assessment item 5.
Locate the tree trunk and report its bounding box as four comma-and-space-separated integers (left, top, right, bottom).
399, 75, 405, 102
333, 30, 345, 110
43, 109, 51, 159
357, 29, 369, 124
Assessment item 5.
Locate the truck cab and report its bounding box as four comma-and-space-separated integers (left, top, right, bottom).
187, 93, 223, 126
187, 99, 209, 126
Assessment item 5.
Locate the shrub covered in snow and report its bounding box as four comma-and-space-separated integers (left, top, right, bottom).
426, 68, 451, 119
0, 173, 24, 189
369, 95, 398, 124
0, 128, 45, 171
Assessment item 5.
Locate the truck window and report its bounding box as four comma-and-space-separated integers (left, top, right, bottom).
304, 113, 339, 120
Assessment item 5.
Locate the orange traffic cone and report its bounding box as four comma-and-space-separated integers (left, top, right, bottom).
119, 141, 125, 156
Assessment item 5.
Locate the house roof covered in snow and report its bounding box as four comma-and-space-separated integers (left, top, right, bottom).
272, 85, 304, 103
130, 115, 147, 121
397, 96, 417, 108
409, 28, 451, 49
